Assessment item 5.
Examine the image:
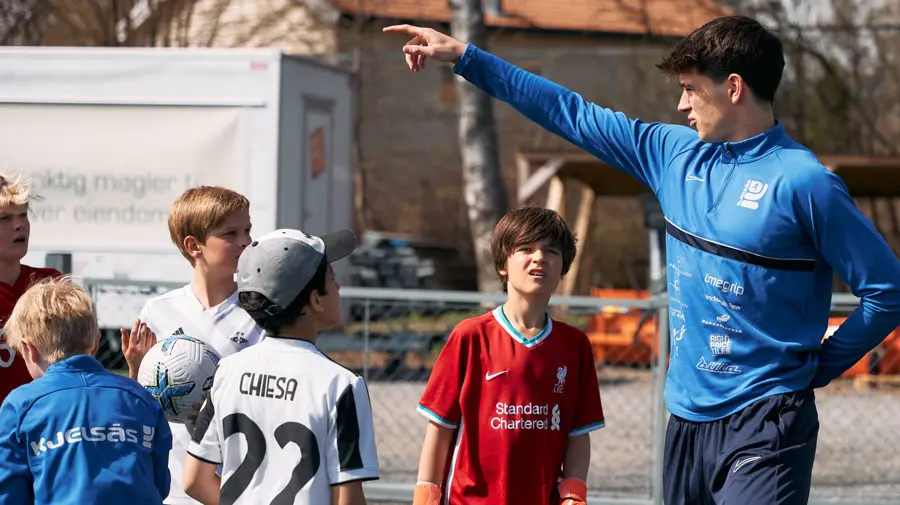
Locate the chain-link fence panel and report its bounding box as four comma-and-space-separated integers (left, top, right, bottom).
316, 293, 664, 500
809, 310, 900, 503
84, 280, 900, 504
86, 279, 182, 373
85, 280, 665, 501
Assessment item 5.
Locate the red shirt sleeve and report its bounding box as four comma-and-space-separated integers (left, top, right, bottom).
417, 327, 470, 429
569, 333, 605, 436
0, 266, 63, 404
18, 266, 63, 286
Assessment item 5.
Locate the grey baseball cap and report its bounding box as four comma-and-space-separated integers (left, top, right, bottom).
235, 228, 356, 314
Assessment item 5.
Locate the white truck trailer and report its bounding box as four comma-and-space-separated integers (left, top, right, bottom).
0, 47, 354, 329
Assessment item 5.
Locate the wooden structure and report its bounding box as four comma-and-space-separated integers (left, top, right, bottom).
516, 150, 652, 297
516, 151, 900, 295
516, 150, 900, 377
819, 155, 900, 197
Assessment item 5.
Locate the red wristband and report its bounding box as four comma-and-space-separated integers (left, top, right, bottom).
413, 482, 442, 505
559, 478, 588, 501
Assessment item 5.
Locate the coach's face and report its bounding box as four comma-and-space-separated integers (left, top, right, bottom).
0, 204, 30, 263
677, 71, 734, 143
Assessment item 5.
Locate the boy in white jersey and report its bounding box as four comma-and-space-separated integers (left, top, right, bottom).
124, 186, 264, 505
183, 228, 379, 505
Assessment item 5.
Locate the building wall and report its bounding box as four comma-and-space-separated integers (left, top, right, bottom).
163, 0, 338, 53
122, 3, 690, 291
340, 22, 686, 291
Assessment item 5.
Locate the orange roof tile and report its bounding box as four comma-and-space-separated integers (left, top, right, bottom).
330, 0, 731, 37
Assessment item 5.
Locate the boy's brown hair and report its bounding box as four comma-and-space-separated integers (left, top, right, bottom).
5, 276, 98, 363
491, 207, 577, 289
168, 186, 250, 264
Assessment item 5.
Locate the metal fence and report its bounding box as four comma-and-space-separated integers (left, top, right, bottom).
85, 279, 900, 505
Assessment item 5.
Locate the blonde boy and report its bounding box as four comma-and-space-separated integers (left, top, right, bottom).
0, 277, 172, 505
123, 186, 264, 505
0, 174, 62, 404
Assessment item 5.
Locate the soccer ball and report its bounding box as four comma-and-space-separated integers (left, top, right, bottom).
137, 335, 221, 424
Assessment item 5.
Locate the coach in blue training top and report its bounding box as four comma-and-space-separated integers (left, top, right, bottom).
384, 15, 900, 505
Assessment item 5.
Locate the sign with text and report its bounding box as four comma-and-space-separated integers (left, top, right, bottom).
0, 104, 243, 253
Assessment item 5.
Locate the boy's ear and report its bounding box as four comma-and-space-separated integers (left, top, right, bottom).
24, 340, 40, 364
91, 332, 101, 356
497, 258, 508, 279
308, 290, 325, 314
183, 236, 203, 259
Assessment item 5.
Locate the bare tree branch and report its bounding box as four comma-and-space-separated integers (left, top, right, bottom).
736, 0, 898, 156
0, 0, 43, 45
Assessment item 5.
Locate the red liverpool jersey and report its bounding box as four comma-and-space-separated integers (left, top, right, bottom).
0, 265, 62, 404
417, 306, 606, 505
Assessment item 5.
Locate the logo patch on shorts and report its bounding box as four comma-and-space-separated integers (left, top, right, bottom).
732, 456, 762, 473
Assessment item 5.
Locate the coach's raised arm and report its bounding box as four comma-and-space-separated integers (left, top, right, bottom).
381, 24, 694, 192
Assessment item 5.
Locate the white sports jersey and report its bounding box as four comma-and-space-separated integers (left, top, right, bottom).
140, 284, 264, 505
188, 336, 380, 505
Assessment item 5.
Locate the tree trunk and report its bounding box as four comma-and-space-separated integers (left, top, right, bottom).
449, 0, 508, 292
350, 1, 372, 233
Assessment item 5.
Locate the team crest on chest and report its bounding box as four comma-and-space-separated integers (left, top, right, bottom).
738, 179, 769, 210
231, 331, 248, 345
553, 366, 567, 394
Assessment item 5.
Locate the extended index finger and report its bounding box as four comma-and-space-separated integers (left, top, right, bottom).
382, 24, 428, 37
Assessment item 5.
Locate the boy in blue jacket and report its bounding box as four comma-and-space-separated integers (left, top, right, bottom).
0, 277, 172, 505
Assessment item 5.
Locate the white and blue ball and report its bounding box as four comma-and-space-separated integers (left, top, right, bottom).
137, 335, 220, 424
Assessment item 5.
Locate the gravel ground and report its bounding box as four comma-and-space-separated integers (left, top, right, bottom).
364, 368, 900, 503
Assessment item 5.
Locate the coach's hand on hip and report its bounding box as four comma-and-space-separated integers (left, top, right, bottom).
382, 24, 468, 72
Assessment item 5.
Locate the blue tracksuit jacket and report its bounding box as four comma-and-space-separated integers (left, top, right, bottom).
0, 355, 172, 504
453, 44, 900, 421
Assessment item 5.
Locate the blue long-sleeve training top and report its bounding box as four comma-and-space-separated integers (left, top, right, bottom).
0, 355, 172, 505
453, 44, 900, 421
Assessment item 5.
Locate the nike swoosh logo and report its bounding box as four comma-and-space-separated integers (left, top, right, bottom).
485, 370, 508, 381
686, 175, 705, 182
732, 456, 761, 473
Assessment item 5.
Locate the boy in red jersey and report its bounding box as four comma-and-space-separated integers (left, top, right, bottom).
414, 207, 605, 505
0, 175, 61, 405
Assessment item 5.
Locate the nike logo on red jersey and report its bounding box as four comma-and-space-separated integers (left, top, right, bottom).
485, 370, 508, 381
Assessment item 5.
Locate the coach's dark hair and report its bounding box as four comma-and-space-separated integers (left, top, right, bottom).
238, 259, 329, 334
656, 15, 785, 103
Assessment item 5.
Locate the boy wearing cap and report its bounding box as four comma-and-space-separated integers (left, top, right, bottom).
183, 229, 380, 505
